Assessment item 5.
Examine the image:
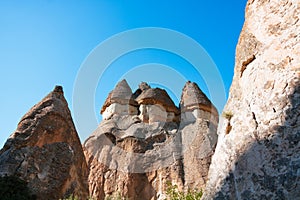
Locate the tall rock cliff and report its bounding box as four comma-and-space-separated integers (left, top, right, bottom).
0, 86, 89, 199
84, 80, 218, 200
203, 0, 300, 199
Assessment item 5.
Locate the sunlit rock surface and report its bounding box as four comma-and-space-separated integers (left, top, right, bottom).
203, 0, 300, 199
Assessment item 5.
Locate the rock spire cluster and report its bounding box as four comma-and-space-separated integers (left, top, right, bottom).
84, 80, 218, 199
1, 0, 299, 199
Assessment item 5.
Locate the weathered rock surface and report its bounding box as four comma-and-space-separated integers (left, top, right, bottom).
0, 86, 89, 199
180, 81, 218, 191
203, 0, 300, 199
84, 80, 218, 199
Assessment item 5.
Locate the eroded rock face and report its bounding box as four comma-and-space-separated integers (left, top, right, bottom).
0, 86, 89, 200
203, 0, 300, 199
84, 80, 218, 199
180, 82, 219, 191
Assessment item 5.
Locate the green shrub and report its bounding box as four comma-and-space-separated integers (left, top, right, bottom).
61, 193, 128, 200
165, 181, 202, 200
105, 192, 129, 200
0, 175, 36, 200
222, 111, 233, 120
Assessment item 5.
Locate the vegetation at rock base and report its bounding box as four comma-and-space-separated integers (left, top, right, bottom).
165, 181, 203, 200
61, 194, 96, 200
0, 175, 36, 200
105, 192, 129, 200
61, 194, 130, 200
62, 183, 202, 200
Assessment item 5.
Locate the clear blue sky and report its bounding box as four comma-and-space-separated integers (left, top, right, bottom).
0, 0, 247, 147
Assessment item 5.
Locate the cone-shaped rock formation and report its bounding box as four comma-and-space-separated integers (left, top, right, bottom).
101, 79, 138, 120
0, 86, 89, 199
180, 81, 218, 116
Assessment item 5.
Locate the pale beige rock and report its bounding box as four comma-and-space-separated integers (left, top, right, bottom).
135, 87, 179, 123
203, 0, 300, 199
102, 103, 138, 120
139, 104, 175, 123
181, 109, 218, 125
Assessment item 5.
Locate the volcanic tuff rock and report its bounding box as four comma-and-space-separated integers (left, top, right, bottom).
136, 87, 180, 123
203, 0, 300, 199
0, 86, 89, 199
180, 81, 218, 191
84, 80, 218, 200
101, 79, 138, 120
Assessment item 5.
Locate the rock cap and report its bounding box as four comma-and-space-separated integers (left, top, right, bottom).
101, 79, 138, 114
136, 87, 179, 114
180, 81, 218, 116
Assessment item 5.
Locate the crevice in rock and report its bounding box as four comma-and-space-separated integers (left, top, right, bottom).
104, 133, 116, 145
179, 157, 185, 186
225, 122, 232, 135
240, 55, 256, 77
251, 111, 261, 143
252, 112, 258, 129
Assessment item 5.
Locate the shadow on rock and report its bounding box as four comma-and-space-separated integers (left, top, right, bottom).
213, 84, 300, 200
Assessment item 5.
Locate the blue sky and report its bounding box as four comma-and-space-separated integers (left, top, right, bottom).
0, 0, 247, 146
